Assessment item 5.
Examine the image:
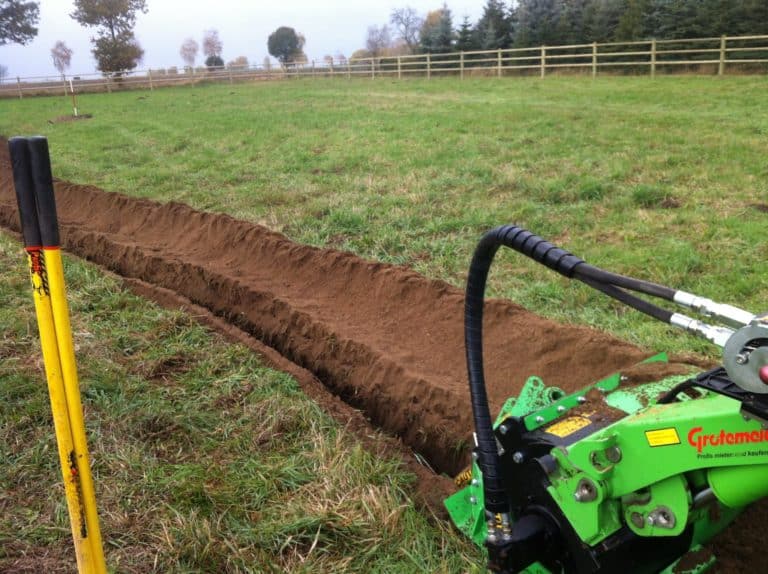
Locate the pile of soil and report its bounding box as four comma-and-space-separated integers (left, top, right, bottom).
0, 138, 758, 571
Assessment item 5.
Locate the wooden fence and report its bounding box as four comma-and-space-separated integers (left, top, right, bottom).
2, 33, 768, 99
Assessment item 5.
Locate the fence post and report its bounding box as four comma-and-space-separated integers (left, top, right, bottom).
371, 58, 375, 79
397, 56, 402, 80
460, 51, 465, 80
312, 60, 316, 78
427, 53, 431, 80
592, 42, 598, 78
16, 76, 22, 99
497, 49, 502, 77
148, 69, 154, 91
106, 75, 112, 93
651, 39, 657, 78
540, 46, 546, 78
228, 67, 233, 84
62, 74, 68, 97
719, 35, 727, 76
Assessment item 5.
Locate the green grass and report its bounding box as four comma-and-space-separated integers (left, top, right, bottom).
0, 232, 481, 572
2, 76, 767, 356
2, 76, 767, 570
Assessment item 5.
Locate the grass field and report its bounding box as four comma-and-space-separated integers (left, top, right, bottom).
2, 76, 767, 571
0, 232, 481, 572
2, 76, 767, 355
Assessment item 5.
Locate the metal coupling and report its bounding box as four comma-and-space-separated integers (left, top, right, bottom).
670, 313, 734, 347
674, 291, 756, 328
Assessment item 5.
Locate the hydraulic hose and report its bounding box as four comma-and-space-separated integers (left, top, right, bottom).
465, 225, 586, 514
465, 225, 675, 517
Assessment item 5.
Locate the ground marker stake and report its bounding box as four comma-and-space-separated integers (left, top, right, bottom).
9, 136, 107, 574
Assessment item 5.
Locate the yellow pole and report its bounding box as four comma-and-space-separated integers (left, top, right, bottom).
9, 136, 107, 573
45, 246, 107, 572
26, 247, 91, 572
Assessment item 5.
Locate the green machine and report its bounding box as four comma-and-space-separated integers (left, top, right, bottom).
446, 225, 768, 573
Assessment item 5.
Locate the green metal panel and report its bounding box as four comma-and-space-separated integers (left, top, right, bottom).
708, 464, 768, 508
445, 353, 764, 572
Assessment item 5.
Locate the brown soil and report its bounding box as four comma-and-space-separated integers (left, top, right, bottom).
0, 139, 750, 570
0, 141, 662, 476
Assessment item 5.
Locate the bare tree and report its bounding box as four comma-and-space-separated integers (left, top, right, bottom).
202, 29, 222, 58
179, 37, 198, 69
227, 55, 248, 70
390, 7, 422, 54
0, 64, 7, 82
51, 40, 73, 76
365, 25, 391, 58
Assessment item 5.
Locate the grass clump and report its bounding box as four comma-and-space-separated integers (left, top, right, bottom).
631, 184, 673, 208
0, 232, 481, 573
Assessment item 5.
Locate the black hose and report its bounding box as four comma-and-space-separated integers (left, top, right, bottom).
465, 225, 586, 514
465, 224, 676, 517
579, 277, 673, 324
575, 264, 676, 301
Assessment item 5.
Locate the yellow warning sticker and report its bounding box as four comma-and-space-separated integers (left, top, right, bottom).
645, 428, 681, 447
545, 414, 592, 438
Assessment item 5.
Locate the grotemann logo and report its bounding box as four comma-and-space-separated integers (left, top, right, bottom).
687, 426, 768, 453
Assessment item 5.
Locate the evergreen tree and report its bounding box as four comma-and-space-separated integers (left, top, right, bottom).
456, 15, 476, 51
583, 0, 624, 42
474, 0, 512, 49
420, 4, 455, 53
515, 0, 564, 47
557, 0, 591, 44
615, 0, 650, 40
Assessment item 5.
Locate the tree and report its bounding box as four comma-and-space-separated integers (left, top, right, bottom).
205, 55, 224, 69
515, 0, 564, 46
419, 4, 454, 53
351, 48, 371, 60
0, 63, 7, 81
615, 0, 650, 40
202, 29, 222, 60
51, 40, 73, 76
582, 0, 624, 42
180, 37, 198, 68
390, 7, 422, 54
474, 0, 513, 49
365, 24, 391, 58
92, 32, 143, 72
262, 56, 272, 70
227, 55, 248, 70
0, 0, 39, 45
71, 0, 146, 74
267, 26, 304, 66
456, 16, 476, 51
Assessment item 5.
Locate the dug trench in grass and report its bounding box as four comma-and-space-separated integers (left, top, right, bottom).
0, 138, 706, 478
0, 229, 482, 572
4, 139, 767, 571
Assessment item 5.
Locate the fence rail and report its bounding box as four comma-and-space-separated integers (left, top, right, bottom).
3, 33, 768, 99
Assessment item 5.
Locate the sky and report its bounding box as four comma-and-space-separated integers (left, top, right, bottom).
1, 1, 485, 79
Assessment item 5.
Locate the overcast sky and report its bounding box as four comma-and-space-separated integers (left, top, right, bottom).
1, 1, 485, 78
